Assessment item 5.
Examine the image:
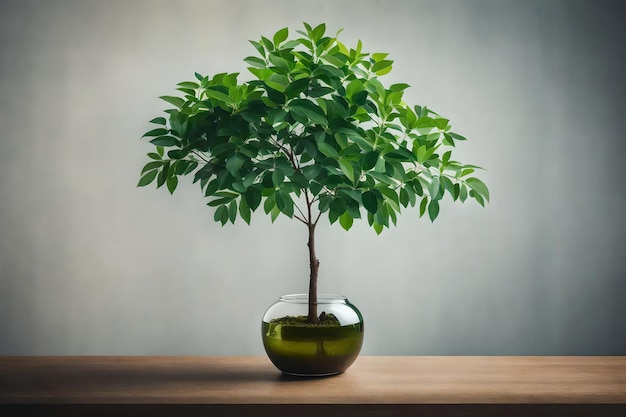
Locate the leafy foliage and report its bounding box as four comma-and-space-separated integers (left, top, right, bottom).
139, 23, 488, 233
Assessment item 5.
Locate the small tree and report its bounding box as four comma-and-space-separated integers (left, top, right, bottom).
139, 23, 489, 324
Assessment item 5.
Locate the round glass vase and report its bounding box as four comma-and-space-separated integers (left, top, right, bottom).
262, 294, 364, 376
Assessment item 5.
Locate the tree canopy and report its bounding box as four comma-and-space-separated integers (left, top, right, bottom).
139, 22, 489, 234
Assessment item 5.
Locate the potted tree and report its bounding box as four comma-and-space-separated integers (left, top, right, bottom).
138, 23, 489, 376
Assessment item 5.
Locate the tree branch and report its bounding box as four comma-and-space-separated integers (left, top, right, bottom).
305, 190, 312, 225
313, 210, 322, 226
269, 137, 301, 174
294, 202, 307, 222
191, 150, 211, 163
293, 214, 307, 224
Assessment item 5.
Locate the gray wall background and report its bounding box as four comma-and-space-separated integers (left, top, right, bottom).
1, 0, 625, 355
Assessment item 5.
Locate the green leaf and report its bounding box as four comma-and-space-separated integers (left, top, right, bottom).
338, 188, 362, 205
469, 190, 485, 207
147, 152, 161, 160
465, 177, 490, 202
174, 160, 188, 175
419, 196, 428, 218
265, 80, 286, 93
389, 83, 410, 92
308, 86, 334, 98
384, 149, 414, 162
428, 199, 439, 222
263, 191, 276, 214
228, 200, 237, 223
137, 170, 158, 187
149, 117, 167, 125
214, 205, 227, 225
367, 171, 395, 186
338, 158, 355, 183
346, 79, 364, 100
414, 116, 436, 128
375, 203, 390, 228
207, 195, 235, 207
239, 196, 251, 224
226, 154, 244, 176
415, 145, 436, 163
362, 190, 378, 214
378, 187, 399, 205
270, 205, 281, 222
302, 139, 318, 159
372, 222, 384, 235
302, 164, 322, 180
268, 54, 291, 72
205, 185, 219, 205
157, 161, 169, 188
317, 142, 338, 158
311, 23, 326, 42
166, 175, 178, 194
285, 78, 310, 98
428, 177, 440, 200
452, 183, 460, 201
372, 59, 393, 75
273, 27, 289, 46
177, 81, 199, 89
275, 191, 294, 218
362, 151, 379, 171
351, 90, 368, 106
272, 169, 285, 187
244, 56, 266, 68
339, 212, 353, 231
141, 161, 162, 174
400, 107, 417, 130
329, 198, 347, 224
320, 53, 345, 67
291, 104, 327, 125
261, 36, 274, 52
404, 185, 417, 207
309, 181, 323, 196
442, 150, 451, 164
159, 96, 185, 108
459, 183, 468, 202
167, 149, 188, 159
204, 89, 235, 106
449, 132, 467, 141
399, 187, 409, 208
245, 187, 262, 210
142, 128, 168, 138
194, 164, 213, 183
149, 136, 178, 147
249, 40, 265, 56
371, 53, 387, 63
442, 176, 455, 196
184, 161, 199, 175
232, 181, 247, 193
248, 67, 272, 81
434, 118, 449, 130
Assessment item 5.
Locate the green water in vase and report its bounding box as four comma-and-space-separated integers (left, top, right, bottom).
262, 317, 364, 376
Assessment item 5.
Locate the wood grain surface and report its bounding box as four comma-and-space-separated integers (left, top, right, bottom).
1, 356, 624, 416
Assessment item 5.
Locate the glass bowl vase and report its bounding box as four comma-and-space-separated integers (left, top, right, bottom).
262, 294, 364, 376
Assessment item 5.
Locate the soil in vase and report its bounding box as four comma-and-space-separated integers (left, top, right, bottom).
262, 314, 364, 376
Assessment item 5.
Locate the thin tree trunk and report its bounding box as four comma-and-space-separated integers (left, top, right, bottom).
307, 222, 320, 324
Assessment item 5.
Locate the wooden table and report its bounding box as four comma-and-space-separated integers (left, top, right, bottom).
1, 356, 624, 416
